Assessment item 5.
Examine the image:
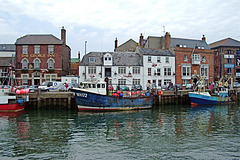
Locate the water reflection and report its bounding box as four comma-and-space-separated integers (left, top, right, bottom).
0, 104, 239, 159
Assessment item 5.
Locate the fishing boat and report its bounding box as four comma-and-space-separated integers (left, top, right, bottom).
188, 76, 232, 106
0, 63, 29, 112
70, 79, 153, 111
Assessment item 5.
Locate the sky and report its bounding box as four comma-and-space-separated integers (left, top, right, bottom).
0, 0, 240, 59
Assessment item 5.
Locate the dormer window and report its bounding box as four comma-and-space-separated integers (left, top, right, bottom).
178, 44, 186, 48
89, 57, 95, 63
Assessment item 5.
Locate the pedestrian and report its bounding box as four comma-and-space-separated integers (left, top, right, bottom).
64, 82, 68, 91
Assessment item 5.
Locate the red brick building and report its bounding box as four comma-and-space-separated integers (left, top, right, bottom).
140, 32, 214, 87
15, 27, 71, 86
210, 38, 240, 82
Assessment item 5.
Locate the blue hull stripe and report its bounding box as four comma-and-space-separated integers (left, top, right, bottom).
189, 93, 231, 105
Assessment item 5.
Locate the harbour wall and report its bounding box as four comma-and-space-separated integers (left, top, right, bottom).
26, 89, 240, 110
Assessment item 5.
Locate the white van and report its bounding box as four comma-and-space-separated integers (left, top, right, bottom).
38, 81, 66, 92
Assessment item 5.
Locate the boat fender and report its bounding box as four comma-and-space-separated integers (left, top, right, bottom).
158, 90, 163, 95
145, 92, 150, 96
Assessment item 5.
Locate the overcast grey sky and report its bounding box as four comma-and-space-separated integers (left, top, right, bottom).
0, 0, 240, 59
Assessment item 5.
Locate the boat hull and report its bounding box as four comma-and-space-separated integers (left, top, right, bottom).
188, 92, 231, 106
71, 88, 153, 111
0, 103, 26, 112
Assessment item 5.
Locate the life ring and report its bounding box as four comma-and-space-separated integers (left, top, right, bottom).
219, 82, 222, 86
158, 90, 163, 95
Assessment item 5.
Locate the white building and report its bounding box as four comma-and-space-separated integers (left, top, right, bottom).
79, 48, 175, 90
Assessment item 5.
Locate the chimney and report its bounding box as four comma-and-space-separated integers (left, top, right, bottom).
202, 35, 206, 41
114, 38, 118, 51
61, 26, 66, 45
164, 32, 171, 50
78, 51, 80, 62
139, 33, 143, 46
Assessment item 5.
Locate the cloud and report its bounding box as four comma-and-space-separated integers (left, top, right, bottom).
1, 0, 240, 56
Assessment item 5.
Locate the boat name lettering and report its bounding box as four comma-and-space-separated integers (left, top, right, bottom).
76, 93, 87, 98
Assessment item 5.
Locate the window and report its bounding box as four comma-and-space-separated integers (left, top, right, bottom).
165, 57, 169, 63
118, 67, 126, 74
182, 66, 190, 76
22, 59, 28, 69
182, 79, 190, 85
51, 75, 56, 81
156, 68, 161, 76
193, 54, 200, 61
34, 45, 40, 54
48, 45, 54, 54
200, 66, 208, 77
157, 57, 161, 63
132, 67, 140, 74
214, 59, 217, 65
46, 75, 50, 81
236, 50, 240, 56
34, 59, 40, 69
184, 55, 188, 61
227, 58, 231, 63
227, 68, 232, 74
22, 75, 28, 85
227, 50, 231, 54
88, 67, 96, 74
89, 57, 95, 63
148, 68, 151, 76
158, 80, 162, 87
133, 79, 140, 85
202, 56, 206, 63
1, 68, 8, 77
48, 59, 54, 68
164, 67, 171, 76
148, 56, 151, 62
22, 46, 28, 54
118, 79, 126, 85
164, 79, 171, 85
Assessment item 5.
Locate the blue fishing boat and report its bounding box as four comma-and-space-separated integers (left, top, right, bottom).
188, 91, 231, 106
189, 76, 232, 106
70, 79, 153, 111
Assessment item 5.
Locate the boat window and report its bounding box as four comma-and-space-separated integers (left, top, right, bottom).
88, 84, 92, 88
102, 84, 105, 88
84, 84, 88, 88
97, 84, 100, 88
92, 84, 96, 88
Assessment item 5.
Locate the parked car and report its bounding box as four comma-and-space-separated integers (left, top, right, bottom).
38, 81, 64, 92
131, 84, 142, 91
119, 86, 129, 91
186, 84, 193, 90
29, 85, 39, 92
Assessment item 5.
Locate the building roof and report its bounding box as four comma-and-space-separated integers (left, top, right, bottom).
71, 58, 79, 63
209, 37, 240, 49
137, 48, 175, 56
15, 34, 63, 45
80, 52, 142, 66
0, 44, 15, 51
170, 37, 210, 49
115, 39, 137, 52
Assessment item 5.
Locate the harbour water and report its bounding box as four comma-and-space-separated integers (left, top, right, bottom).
0, 104, 240, 160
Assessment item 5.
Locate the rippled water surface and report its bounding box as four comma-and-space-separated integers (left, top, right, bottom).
0, 104, 240, 160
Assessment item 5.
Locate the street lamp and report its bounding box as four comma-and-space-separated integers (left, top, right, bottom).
84, 41, 87, 80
